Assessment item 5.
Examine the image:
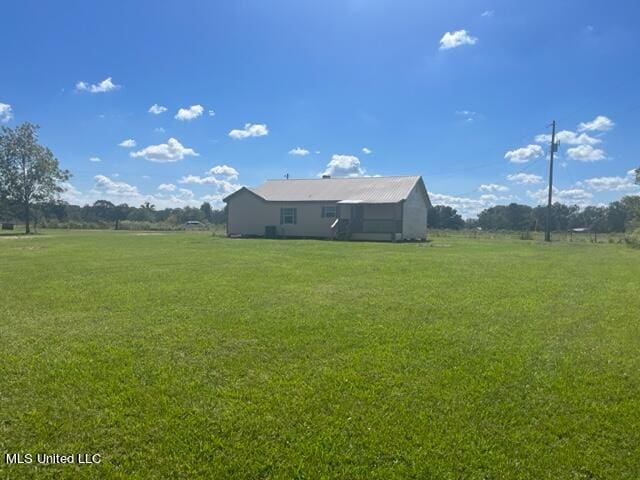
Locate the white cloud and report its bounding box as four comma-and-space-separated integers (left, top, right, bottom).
154, 127, 165, 133
94, 174, 138, 196
149, 104, 168, 115
118, 138, 137, 148
89, 157, 101, 163
208, 110, 216, 117
455, 110, 479, 122
175, 104, 204, 121
579, 170, 638, 192
439, 29, 478, 50
178, 169, 241, 204
179, 175, 217, 185
158, 183, 177, 192
60, 182, 85, 205
322, 154, 365, 177
179, 164, 240, 189
479, 194, 498, 202
430, 193, 493, 218
228, 123, 269, 139
176, 188, 194, 199
527, 187, 593, 205
130, 138, 199, 163
481, 10, 494, 17
535, 130, 600, 146
63, 176, 213, 209
75, 77, 120, 93
289, 147, 310, 156
362, 147, 372, 154
0, 103, 13, 123
505, 144, 543, 163
578, 115, 614, 132
479, 183, 509, 193
208, 165, 239, 180
507, 173, 544, 185
566, 144, 606, 162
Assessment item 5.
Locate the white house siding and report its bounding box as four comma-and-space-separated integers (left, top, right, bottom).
402, 185, 427, 240
227, 189, 274, 236
227, 190, 338, 237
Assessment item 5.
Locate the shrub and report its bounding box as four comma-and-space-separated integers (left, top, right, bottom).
625, 228, 640, 249
520, 231, 532, 240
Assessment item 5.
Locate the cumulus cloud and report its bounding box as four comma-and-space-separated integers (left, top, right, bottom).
578, 115, 615, 132
228, 123, 269, 139
578, 170, 638, 191
430, 193, 496, 218
75, 77, 120, 93
118, 138, 137, 148
362, 147, 372, 154
208, 110, 216, 117
505, 144, 543, 163
527, 187, 593, 205
63, 176, 212, 209
289, 147, 310, 156
455, 110, 479, 122
439, 29, 478, 50
178, 164, 241, 197
566, 144, 606, 162
93, 175, 138, 196
130, 138, 199, 163
208, 165, 239, 180
479, 183, 509, 193
158, 183, 177, 192
149, 104, 168, 115
89, 157, 101, 163
0, 103, 13, 123
176, 188, 194, 199
175, 104, 204, 121
535, 130, 600, 146
507, 173, 544, 184
322, 154, 365, 177
178, 176, 241, 203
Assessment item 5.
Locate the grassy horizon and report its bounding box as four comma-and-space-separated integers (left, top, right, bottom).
1, 230, 639, 478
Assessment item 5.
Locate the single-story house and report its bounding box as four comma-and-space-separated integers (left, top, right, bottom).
223, 175, 431, 241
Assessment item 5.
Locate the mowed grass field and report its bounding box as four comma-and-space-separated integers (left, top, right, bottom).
1, 230, 639, 479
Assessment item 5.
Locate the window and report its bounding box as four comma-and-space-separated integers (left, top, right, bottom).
321, 205, 337, 218
280, 207, 297, 225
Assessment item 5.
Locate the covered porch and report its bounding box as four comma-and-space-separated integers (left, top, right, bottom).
332, 200, 403, 241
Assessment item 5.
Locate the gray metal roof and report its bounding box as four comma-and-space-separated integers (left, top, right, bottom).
247, 176, 424, 203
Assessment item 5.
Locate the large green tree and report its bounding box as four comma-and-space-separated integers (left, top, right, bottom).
0, 123, 70, 233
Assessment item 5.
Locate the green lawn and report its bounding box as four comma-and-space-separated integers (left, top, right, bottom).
1, 230, 639, 479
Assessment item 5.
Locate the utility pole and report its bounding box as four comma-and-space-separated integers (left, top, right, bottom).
545, 120, 557, 242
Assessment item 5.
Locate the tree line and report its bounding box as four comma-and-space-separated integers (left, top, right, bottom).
2, 121, 640, 234
428, 197, 640, 233
18, 199, 227, 229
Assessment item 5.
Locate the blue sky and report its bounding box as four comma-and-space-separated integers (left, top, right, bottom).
1, 0, 639, 216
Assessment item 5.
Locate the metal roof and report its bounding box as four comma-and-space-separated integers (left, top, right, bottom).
245, 176, 424, 203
